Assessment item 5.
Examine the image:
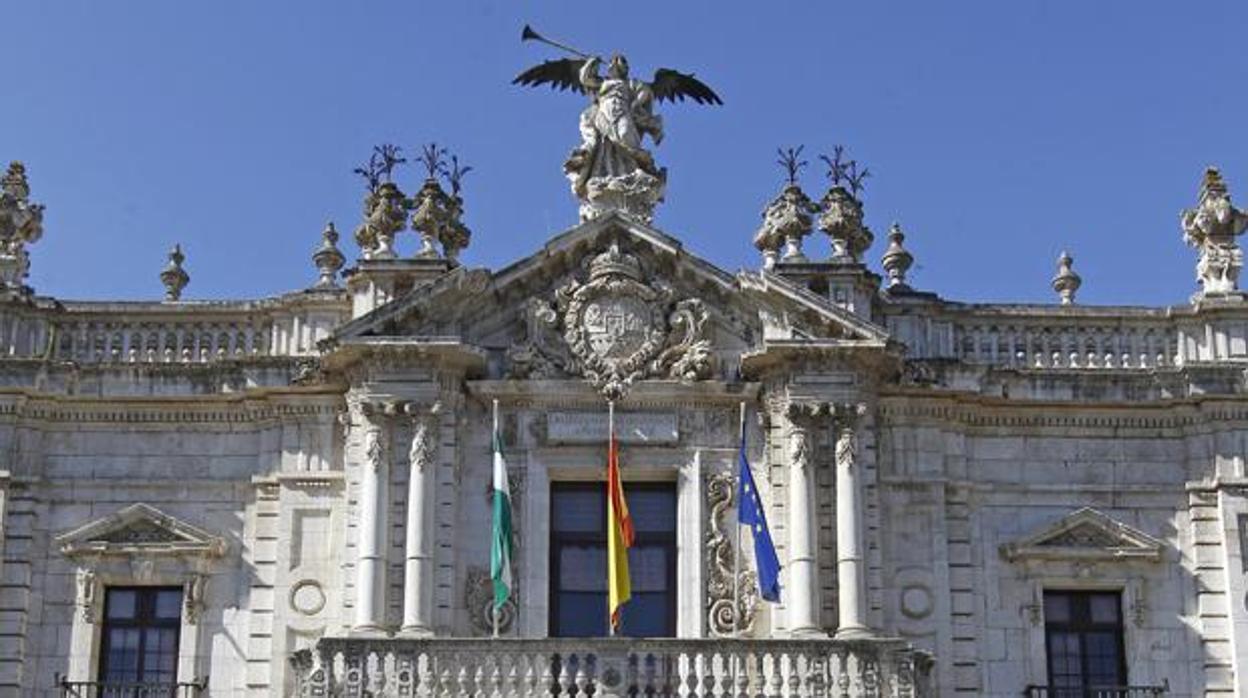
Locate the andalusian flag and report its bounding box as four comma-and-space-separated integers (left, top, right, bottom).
606, 410, 634, 632
489, 402, 513, 623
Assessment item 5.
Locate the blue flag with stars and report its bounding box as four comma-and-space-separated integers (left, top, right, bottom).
738, 437, 781, 603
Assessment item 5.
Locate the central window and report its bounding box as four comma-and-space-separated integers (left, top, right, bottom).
550, 482, 676, 637
98, 586, 183, 684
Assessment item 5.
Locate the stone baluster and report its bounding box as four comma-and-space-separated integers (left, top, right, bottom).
833, 404, 872, 640
352, 401, 390, 631
557, 654, 575, 696
574, 653, 592, 696
402, 402, 439, 635
784, 402, 823, 637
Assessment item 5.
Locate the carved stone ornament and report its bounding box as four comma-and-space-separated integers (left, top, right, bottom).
706, 471, 759, 636
184, 573, 207, 625
0, 161, 44, 292
754, 184, 817, 269
1182, 167, 1248, 297
509, 243, 715, 398
465, 565, 517, 635
407, 402, 442, 472
818, 186, 873, 263
76, 567, 100, 624
364, 426, 385, 473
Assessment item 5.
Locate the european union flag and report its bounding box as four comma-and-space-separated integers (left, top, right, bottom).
738, 439, 781, 602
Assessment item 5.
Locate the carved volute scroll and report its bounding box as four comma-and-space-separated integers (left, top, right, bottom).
706, 471, 759, 636
505, 243, 715, 398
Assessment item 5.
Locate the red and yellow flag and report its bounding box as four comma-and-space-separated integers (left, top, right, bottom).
606, 425, 634, 632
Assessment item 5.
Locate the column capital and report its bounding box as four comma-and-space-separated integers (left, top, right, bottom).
831, 401, 867, 429
784, 400, 829, 425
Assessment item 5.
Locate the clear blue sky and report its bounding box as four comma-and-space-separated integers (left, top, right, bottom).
5, 2, 1246, 305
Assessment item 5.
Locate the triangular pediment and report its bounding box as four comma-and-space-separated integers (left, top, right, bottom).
56, 503, 226, 558
1001, 507, 1164, 562
332, 212, 888, 346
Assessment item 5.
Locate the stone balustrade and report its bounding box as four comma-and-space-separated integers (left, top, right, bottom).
0, 293, 349, 363
290, 636, 933, 697
889, 304, 1248, 370
950, 318, 1179, 370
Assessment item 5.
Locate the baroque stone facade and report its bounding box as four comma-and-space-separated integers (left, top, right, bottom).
2, 156, 1248, 697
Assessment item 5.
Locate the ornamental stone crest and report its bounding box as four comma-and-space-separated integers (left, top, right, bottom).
507, 243, 714, 398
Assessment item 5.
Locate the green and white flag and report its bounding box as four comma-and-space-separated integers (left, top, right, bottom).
489, 402, 513, 626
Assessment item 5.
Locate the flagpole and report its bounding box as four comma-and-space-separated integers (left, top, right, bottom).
492, 399, 501, 639
733, 402, 746, 692
734, 401, 745, 640
608, 398, 616, 639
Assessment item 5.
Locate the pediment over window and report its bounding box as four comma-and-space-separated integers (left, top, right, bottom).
56, 503, 227, 559
1000, 507, 1164, 562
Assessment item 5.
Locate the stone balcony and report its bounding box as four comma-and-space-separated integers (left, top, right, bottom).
290, 636, 934, 697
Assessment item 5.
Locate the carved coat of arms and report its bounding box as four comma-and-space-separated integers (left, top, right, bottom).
508, 243, 714, 398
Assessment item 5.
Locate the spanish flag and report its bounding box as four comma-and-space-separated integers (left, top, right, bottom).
606, 411, 634, 632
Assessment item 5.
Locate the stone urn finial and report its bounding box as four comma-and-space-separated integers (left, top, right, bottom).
817, 146, 873, 263
754, 147, 817, 269
1052, 250, 1081, 305
1181, 166, 1248, 298
880, 222, 914, 290
160, 244, 189, 301
312, 221, 345, 288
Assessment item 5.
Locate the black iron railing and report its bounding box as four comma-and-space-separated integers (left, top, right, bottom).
1024, 685, 1168, 698
57, 678, 206, 698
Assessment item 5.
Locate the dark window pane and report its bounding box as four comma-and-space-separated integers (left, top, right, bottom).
103, 628, 141, 681
1089, 594, 1119, 624
629, 490, 676, 532
1044, 592, 1071, 624
560, 545, 606, 591
154, 589, 183, 620
552, 490, 603, 532
629, 546, 669, 592
106, 589, 138, 620
620, 594, 672, 637
556, 593, 607, 637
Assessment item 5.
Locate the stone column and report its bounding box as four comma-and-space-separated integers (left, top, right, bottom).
353, 403, 389, 631
401, 402, 439, 634
833, 403, 872, 639
785, 403, 822, 636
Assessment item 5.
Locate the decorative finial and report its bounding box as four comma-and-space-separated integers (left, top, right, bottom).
0, 161, 45, 293
160, 244, 189, 301
880, 222, 914, 291
439, 153, 473, 263
816, 145, 873, 262
352, 145, 409, 260
312, 221, 345, 288
754, 146, 817, 269
1181, 166, 1248, 298
1052, 251, 1081, 305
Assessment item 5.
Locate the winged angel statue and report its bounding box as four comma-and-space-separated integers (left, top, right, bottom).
514, 26, 722, 222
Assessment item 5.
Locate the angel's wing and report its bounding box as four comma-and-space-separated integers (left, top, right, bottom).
512, 59, 588, 93
650, 68, 723, 105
